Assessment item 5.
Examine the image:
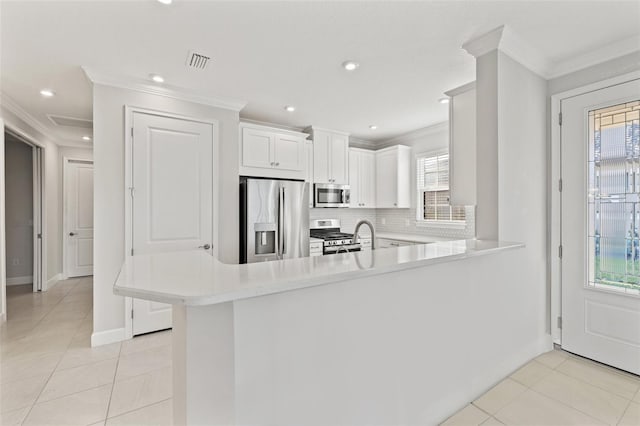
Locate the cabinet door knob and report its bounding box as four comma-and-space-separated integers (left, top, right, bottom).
276, 162, 280, 166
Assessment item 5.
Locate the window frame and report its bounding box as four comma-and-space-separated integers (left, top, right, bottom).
415, 150, 466, 227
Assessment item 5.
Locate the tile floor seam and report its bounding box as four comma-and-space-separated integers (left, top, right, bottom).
525, 383, 622, 425
470, 401, 497, 418
616, 398, 634, 426
106, 397, 173, 421
551, 362, 639, 402
104, 339, 125, 422
560, 350, 640, 381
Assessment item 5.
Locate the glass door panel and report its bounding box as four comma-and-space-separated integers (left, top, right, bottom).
588, 101, 640, 295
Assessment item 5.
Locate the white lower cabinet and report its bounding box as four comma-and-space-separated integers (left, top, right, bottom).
376, 238, 414, 249
358, 237, 372, 250
239, 122, 308, 180
310, 240, 323, 257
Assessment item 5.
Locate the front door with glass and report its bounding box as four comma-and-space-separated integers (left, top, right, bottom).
561, 79, 640, 374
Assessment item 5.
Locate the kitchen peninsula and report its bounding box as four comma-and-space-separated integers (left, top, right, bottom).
114, 240, 547, 425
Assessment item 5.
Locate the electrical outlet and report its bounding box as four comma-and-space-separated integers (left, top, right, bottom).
11, 258, 19, 266
381, 218, 386, 225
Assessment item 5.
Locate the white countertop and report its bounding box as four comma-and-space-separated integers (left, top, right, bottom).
376, 232, 456, 243
114, 240, 523, 306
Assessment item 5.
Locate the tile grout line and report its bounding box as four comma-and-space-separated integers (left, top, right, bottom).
525, 381, 626, 425
106, 397, 173, 423
550, 357, 640, 402
615, 397, 634, 425
104, 339, 125, 423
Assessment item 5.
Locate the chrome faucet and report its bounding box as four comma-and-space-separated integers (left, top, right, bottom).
353, 219, 375, 249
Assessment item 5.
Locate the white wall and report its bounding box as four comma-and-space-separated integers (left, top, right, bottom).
92, 84, 239, 341
496, 51, 549, 335
4, 134, 33, 282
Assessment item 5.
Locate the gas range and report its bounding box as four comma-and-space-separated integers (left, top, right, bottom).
310, 219, 361, 255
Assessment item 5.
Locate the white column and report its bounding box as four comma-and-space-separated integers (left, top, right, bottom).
173, 302, 235, 426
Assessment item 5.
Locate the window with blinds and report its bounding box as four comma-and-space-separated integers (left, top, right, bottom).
417, 153, 466, 222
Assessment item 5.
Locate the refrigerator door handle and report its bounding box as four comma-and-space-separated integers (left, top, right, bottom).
279, 186, 285, 257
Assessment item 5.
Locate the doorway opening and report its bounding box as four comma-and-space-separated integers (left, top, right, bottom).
3, 128, 44, 321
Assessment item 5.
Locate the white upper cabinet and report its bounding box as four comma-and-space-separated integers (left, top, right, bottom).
445, 82, 476, 206
375, 145, 411, 208
305, 140, 314, 208
239, 123, 307, 179
349, 148, 376, 208
308, 127, 349, 185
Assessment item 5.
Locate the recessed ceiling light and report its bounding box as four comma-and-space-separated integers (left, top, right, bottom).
342, 61, 360, 71
150, 74, 164, 83
439, 97, 450, 104
40, 89, 55, 98
82, 136, 91, 141
284, 105, 296, 112
369, 125, 378, 130
157, 0, 172, 4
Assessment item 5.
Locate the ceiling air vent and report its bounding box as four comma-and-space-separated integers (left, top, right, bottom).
47, 114, 93, 129
186, 50, 211, 70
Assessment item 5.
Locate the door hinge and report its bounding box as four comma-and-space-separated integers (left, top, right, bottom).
131, 127, 134, 137
131, 248, 134, 256
557, 316, 562, 329
129, 187, 135, 198
558, 179, 563, 192
131, 309, 134, 319
558, 245, 563, 259
559, 112, 563, 126
37, 233, 42, 239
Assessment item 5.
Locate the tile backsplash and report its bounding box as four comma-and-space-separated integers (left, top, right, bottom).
310, 207, 475, 239
376, 207, 475, 239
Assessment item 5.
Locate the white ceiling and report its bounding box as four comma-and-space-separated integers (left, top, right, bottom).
1, 1, 639, 147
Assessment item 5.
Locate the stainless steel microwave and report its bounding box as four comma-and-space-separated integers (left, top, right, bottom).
314, 184, 350, 208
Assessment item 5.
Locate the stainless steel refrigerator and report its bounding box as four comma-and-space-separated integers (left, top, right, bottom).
240, 177, 309, 263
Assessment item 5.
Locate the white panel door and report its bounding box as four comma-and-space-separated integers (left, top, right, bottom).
561, 79, 640, 374
66, 161, 94, 277
313, 130, 331, 183
330, 133, 349, 184
132, 112, 214, 336
348, 149, 360, 207
273, 134, 303, 171
360, 150, 376, 208
376, 150, 397, 208
241, 127, 273, 169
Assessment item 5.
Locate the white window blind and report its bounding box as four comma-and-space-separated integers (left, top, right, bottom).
417, 153, 465, 222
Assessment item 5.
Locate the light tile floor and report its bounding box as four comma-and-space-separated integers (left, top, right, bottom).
0, 278, 172, 425
442, 347, 640, 426
2, 278, 639, 425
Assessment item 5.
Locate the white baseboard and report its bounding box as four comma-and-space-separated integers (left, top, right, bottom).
91, 327, 127, 347
46, 273, 62, 289
6, 275, 33, 286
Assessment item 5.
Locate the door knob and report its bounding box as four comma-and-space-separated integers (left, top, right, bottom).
69, 232, 76, 236
198, 244, 211, 250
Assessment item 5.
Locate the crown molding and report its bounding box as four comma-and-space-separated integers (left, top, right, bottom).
463, 25, 640, 80
445, 81, 476, 97
0, 92, 61, 145
82, 66, 248, 112
548, 36, 640, 79
462, 25, 552, 78
375, 121, 448, 149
